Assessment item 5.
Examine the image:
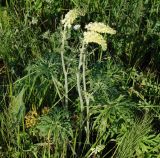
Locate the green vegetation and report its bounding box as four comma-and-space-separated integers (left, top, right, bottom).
0, 0, 160, 157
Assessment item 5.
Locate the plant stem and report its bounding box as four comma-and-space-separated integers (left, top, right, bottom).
77, 40, 90, 142
61, 28, 68, 109
76, 42, 85, 113
82, 51, 90, 143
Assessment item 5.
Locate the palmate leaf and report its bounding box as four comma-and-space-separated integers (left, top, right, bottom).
92, 95, 135, 139
14, 53, 64, 107
35, 107, 73, 142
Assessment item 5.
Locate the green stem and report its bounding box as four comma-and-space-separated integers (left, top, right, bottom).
61, 28, 68, 109
82, 51, 90, 143
76, 42, 85, 113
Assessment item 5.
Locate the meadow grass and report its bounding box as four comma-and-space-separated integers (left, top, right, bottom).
0, 0, 160, 157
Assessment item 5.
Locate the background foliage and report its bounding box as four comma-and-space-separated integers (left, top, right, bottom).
0, 0, 160, 157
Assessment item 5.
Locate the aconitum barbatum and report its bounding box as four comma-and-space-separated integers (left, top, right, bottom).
85, 22, 116, 34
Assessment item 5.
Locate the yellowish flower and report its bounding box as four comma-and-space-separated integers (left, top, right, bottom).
85, 22, 116, 34
25, 110, 38, 128
61, 8, 85, 29
83, 31, 107, 51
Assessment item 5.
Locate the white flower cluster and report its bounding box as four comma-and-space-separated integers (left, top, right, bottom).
61, 9, 85, 29
83, 31, 107, 51
85, 22, 116, 34
61, 9, 116, 51
83, 22, 116, 50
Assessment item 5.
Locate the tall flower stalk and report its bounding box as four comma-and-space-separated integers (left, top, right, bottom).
76, 41, 85, 113
61, 10, 116, 144
81, 22, 116, 143
82, 44, 90, 143
60, 28, 68, 108
61, 8, 85, 108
